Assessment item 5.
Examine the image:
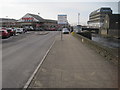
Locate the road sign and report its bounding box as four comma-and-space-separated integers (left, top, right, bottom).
58, 15, 67, 24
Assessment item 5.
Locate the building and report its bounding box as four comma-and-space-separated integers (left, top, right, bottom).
88, 7, 112, 30
0, 18, 17, 27
101, 14, 120, 38
17, 13, 45, 30
44, 19, 58, 30
17, 13, 58, 30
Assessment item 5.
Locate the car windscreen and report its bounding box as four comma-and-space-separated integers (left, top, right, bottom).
63, 29, 69, 32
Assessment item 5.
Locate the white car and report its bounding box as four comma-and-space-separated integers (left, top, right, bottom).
15, 28, 24, 34
62, 28, 70, 34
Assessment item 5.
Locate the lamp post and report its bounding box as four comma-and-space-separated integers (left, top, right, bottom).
78, 13, 80, 25
38, 13, 40, 29
6, 16, 8, 27
38, 13, 40, 16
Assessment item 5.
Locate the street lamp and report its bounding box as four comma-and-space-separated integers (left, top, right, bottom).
6, 16, 8, 27
78, 13, 80, 25
38, 13, 40, 16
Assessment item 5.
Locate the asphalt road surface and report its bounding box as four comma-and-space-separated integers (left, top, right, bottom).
2, 31, 59, 88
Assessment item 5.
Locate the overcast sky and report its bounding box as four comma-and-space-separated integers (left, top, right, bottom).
0, 0, 119, 25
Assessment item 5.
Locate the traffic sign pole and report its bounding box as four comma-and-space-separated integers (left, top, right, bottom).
57, 14, 67, 41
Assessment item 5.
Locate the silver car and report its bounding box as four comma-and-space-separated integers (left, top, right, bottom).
15, 28, 24, 34
62, 28, 69, 34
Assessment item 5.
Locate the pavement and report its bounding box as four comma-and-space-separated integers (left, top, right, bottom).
29, 34, 118, 88
2, 31, 58, 88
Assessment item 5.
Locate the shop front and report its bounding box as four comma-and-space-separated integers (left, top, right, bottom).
17, 13, 45, 30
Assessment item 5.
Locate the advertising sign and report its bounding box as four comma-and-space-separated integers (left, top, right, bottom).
22, 17, 34, 22
58, 15, 67, 24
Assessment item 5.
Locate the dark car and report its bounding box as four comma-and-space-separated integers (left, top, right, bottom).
35, 28, 44, 31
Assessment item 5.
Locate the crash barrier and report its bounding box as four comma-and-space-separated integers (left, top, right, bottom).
73, 33, 119, 65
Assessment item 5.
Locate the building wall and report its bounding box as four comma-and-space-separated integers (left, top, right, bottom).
0, 19, 17, 27
43, 21, 58, 30
101, 14, 109, 35
101, 14, 120, 38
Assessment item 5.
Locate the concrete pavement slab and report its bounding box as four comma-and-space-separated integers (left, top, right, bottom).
29, 34, 118, 88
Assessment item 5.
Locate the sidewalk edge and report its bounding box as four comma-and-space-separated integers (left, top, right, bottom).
23, 38, 56, 90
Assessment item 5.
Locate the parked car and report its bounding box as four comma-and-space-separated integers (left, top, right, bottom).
57, 28, 62, 31
62, 28, 70, 34
0, 29, 10, 38
0, 27, 7, 30
49, 28, 57, 31
0, 30, 2, 38
15, 28, 24, 34
7, 28, 16, 36
35, 28, 44, 31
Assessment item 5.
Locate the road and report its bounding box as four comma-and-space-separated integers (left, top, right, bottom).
2, 31, 59, 88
